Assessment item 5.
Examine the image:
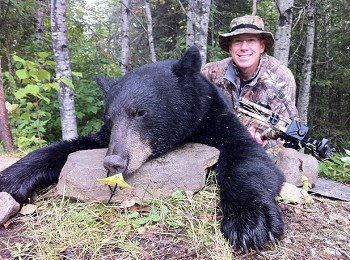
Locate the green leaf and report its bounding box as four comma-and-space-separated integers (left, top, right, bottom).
171, 190, 186, 200
127, 212, 139, 219
25, 84, 40, 96
14, 85, 40, 99
41, 96, 50, 104
38, 69, 51, 82
44, 60, 57, 66
49, 82, 60, 91
60, 77, 74, 89
72, 71, 83, 78
38, 52, 49, 58
16, 69, 28, 80
149, 214, 162, 222
13, 55, 26, 64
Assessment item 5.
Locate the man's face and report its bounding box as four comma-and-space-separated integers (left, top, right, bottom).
229, 33, 265, 71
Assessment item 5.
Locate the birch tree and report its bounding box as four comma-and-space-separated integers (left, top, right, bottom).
252, 0, 257, 16
35, 0, 46, 43
121, 0, 130, 75
273, 0, 294, 66
185, 0, 211, 66
145, 0, 156, 62
297, 0, 316, 124
51, 0, 77, 139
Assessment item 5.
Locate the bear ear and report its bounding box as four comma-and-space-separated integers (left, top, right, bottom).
96, 74, 118, 99
173, 46, 202, 79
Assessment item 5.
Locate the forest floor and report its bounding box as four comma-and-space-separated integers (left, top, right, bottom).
0, 156, 350, 259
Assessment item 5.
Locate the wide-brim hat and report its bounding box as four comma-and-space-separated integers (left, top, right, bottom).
219, 15, 275, 52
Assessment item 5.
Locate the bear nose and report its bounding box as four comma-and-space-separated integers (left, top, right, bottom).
103, 155, 127, 174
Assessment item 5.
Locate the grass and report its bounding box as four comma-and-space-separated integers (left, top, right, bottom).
3, 177, 236, 259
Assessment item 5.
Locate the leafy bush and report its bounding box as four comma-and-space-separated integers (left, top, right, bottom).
319, 148, 350, 183
4, 53, 59, 151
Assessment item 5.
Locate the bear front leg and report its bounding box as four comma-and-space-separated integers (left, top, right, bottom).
216, 148, 285, 251
0, 126, 110, 203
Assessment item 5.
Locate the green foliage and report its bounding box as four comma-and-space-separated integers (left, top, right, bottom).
4, 54, 59, 151
319, 148, 350, 183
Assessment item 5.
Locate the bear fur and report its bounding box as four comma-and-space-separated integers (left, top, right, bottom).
0, 47, 285, 251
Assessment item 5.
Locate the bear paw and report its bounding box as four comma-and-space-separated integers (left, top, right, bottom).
220, 200, 284, 252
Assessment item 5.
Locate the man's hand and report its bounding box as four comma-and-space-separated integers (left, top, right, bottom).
247, 126, 267, 147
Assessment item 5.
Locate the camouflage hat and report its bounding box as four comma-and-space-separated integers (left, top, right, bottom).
219, 15, 275, 52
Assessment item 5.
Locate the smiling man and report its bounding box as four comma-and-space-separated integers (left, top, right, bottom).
202, 15, 299, 150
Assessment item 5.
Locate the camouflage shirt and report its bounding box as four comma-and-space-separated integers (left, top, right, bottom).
202, 53, 299, 153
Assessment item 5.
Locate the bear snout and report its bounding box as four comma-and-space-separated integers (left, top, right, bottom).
103, 155, 128, 174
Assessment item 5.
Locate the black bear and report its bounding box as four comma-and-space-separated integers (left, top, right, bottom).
0, 47, 285, 251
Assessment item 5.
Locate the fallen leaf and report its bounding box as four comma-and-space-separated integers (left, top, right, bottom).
120, 198, 136, 208
3, 219, 13, 229
97, 173, 133, 189
129, 204, 152, 213
20, 204, 37, 215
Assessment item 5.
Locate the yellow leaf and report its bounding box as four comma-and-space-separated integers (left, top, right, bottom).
98, 173, 133, 189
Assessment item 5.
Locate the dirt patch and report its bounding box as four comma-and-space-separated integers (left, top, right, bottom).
0, 155, 19, 171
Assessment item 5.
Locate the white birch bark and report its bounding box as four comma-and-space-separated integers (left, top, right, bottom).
144, 0, 156, 62
185, 0, 211, 66
273, 0, 294, 66
121, 0, 130, 75
252, 0, 257, 16
51, 0, 77, 139
297, 0, 316, 124
35, 0, 46, 43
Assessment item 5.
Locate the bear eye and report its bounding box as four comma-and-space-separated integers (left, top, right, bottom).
129, 109, 147, 119
136, 110, 146, 117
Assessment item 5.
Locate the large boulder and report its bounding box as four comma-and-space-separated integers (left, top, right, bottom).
276, 148, 318, 187
57, 143, 220, 204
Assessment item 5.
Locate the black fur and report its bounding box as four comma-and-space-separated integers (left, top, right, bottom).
0, 46, 285, 251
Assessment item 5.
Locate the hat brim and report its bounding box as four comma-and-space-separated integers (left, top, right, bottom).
219, 28, 275, 52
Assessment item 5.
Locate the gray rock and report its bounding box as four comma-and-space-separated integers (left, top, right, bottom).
275, 148, 318, 187
0, 192, 20, 224
57, 143, 220, 204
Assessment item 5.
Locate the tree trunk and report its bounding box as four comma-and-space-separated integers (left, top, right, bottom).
144, 0, 156, 62
297, 0, 316, 125
273, 0, 294, 66
35, 0, 46, 43
121, 0, 130, 75
252, 0, 257, 16
51, 0, 77, 140
0, 57, 15, 152
185, 0, 211, 66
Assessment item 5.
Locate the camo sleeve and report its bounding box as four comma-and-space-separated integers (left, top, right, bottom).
259, 56, 299, 120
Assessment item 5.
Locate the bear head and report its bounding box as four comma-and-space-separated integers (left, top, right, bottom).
96, 46, 210, 177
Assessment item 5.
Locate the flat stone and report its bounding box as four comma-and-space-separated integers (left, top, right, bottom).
0, 192, 20, 224
310, 177, 350, 201
57, 143, 220, 204
276, 148, 318, 187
